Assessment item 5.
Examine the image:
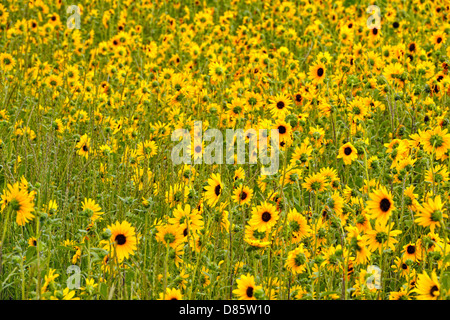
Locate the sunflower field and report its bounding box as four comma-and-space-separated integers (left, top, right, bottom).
0, 0, 450, 302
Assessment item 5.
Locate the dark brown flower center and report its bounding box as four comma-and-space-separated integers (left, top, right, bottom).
240, 191, 248, 200
262, 211, 271, 222
115, 234, 126, 245
276, 101, 285, 109
246, 286, 254, 298
214, 184, 221, 196
317, 67, 324, 77
380, 198, 391, 212
406, 245, 415, 254
430, 285, 439, 297
344, 147, 352, 155
278, 125, 286, 134
372, 28, 378, 35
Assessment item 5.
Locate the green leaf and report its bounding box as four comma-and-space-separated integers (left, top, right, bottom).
25, 246, 37, 262
443, 254, 450, 264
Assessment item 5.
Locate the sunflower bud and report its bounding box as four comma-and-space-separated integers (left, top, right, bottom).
101, 229, 112, 240
254, 288, 266, 300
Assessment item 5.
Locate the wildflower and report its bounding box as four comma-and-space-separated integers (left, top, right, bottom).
232, 274, 262, 300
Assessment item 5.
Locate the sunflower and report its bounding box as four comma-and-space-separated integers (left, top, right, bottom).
302, 172, 327, 192
159, 288, 183, 300
308, 61, 326, 84
308, 125, 326, 146
50, 288, 80, 300
284, 166, 302, 185
389, 287, 411, 300
203, 173, 223, 207
287, 208, 311, 242
273, 120, 292, 142
188, 233, 205, 253
100, 253, 112, 273
80, 278, 99, 295
65, 65, 80, 83
47, 13, 61, 26
407, 41, 417, 55
0, 53, 16, 72
368, 27, 381, 42
391, 256, 410, 277
209, 60, 226, 83
199, 267, 211, 288
0, 4, 9, 24
321, 245, 349, 272
136, 139, 158, 159
219, 203, 231, 233
41, 269, 59, 294
232, 274, 262, 300
285, 244, 310, 274
293, 91, 303, 106
28, 237, 37, 247
364, 221, 402, 253
52, 119, 65, 134
108, 220, 138, 262
0, 182, 35, 226
431, 31, 446, 48
419, 126, 450, 160
337, 142, 358, 165
76, 134, 91, 159
81, 198, 104, 222
244, 91, 263, 110
348, 231, 371, 266
415, 195, 448, 232
404, 185, 419, 211
269, 93, 292, 118
312, 217, 328, 246
233, 167, 245, 182
155, 223, 184, 249
355, 210, 371, 233
413, 270, 440, 300
132, 167, 153, 191
383, 62, 405, 86
165, 183, 190, 208
168, 204, 204, 237
248, 201, 279, 232
45, 74, 63, 89
367, 186, 395, 224
328, 191, 344, 217
290, 141, 313, 167
192, 141, 205, 163
319, 167, 340, 189
227, 97, 246, 119
231, 185, 253, 206
421, 231, 443, 253
402, 242, 422, 262
244, 225, 271, 248
348, 98, 368, 122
